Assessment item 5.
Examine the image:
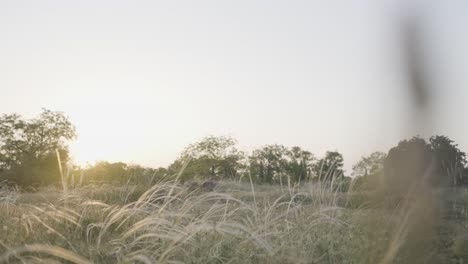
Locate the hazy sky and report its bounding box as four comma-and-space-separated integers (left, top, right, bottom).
1, 0, 467, 171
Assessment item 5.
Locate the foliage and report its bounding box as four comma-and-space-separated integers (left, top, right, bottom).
0, 109, 76, 187
286, 146, 315, 183
430, 135, 467, 186
249, 145, 290, 183
384, 135, 468, 188
168, 136, 246, 181
82, 161, 128, 184
249, 145, 317, 184
79, 162, 167, 185
313, 151, 344, 182
352, 152, 386, 178
384, 136, 433, 191
351, 152, 386, 191
3, 109, 468, 191
127, 165, 168, 185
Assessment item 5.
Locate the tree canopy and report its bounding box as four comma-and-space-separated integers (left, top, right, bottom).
249, 144, 290, 183
352, 152, 386, 178
0, 109, 76, 186
2, 109, 468, 190
384, 135, 468, 189
430, 135, 467, 186
168, 135, 246, 180
313, 151, 344, 181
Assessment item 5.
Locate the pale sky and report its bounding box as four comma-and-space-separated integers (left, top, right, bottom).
1, 0, 467, 171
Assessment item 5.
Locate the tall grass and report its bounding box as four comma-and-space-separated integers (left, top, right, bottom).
0, 177, 467, 263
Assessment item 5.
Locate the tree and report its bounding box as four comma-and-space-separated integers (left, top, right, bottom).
169, 136, 246, 180
429, 135, 466, 186
351, 152, 386, 191
84, 161, 128, 184
249, 145, 289, 183
384, 135, 467, 189
384, 136, 432, 191
286, 146, 315, 183
127, 165, 168, 185
0, 109, 76, 186
313, 151, 344, 181
352, 152, 386, 178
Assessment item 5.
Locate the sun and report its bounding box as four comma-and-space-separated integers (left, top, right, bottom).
69, 141, 99, 168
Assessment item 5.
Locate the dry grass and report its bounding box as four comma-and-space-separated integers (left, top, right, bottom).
0, 179, 467, 263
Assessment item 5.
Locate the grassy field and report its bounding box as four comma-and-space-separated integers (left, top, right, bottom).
1, 179, 468, 263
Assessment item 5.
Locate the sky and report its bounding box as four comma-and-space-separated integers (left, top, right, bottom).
0, 0, 467, 172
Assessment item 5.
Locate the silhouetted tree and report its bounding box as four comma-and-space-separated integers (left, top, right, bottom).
0, 109, 76, 186
286, 146, 315, 183
313, 151, 344, 181
384, 136, 433, 191
385, 135, 467, 189
169, 136, 246, 180
249, 145, 289, 183
429, 135, 466, 187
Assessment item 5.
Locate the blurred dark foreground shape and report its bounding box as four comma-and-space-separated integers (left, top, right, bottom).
380, 12, 445, 264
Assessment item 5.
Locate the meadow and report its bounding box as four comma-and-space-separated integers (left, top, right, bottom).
1, 177, 468, 264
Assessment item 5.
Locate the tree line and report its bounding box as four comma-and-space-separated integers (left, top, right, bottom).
166, 135, 345, 185
1, 109, 467, 190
